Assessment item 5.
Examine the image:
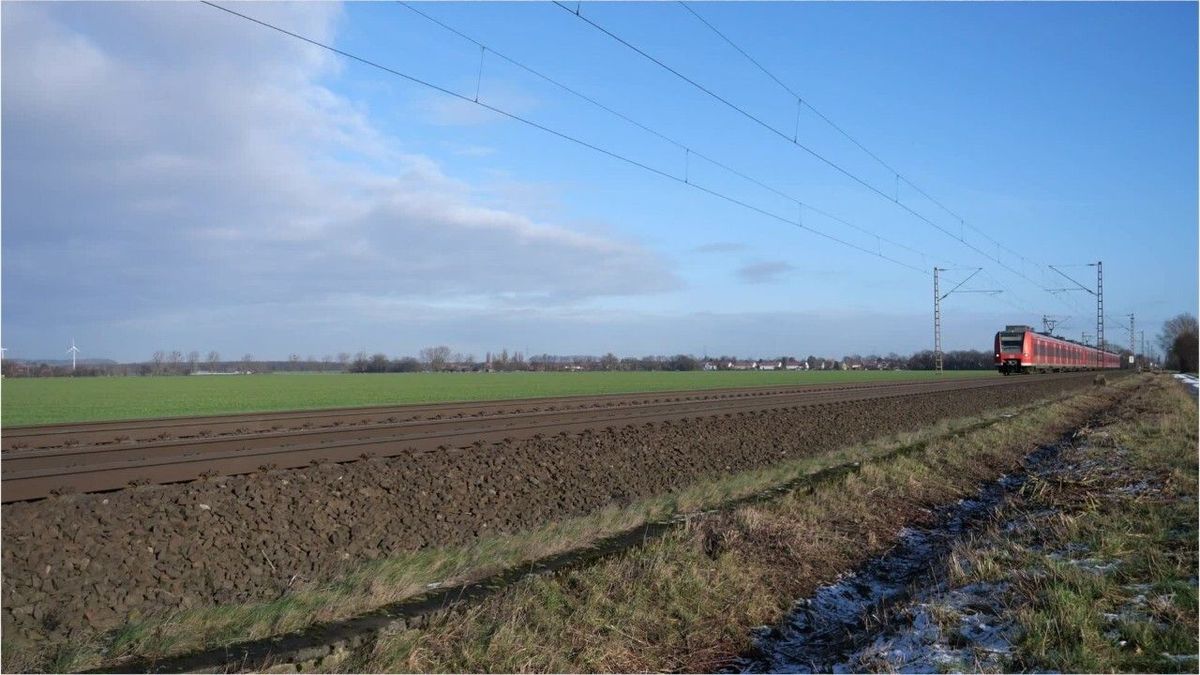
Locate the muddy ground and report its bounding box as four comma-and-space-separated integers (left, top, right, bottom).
2, 376, 1094, 651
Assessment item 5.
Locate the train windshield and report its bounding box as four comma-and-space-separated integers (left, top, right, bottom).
999, 333, 1024, 352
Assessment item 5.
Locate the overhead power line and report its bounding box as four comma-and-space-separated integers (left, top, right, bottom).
202, 1, 927, 275
396, 1, 944, 268
677, 2, 897, 178
407, 0, 1051, 322
677, 1, 1044, 275
557, 2, 1057, 296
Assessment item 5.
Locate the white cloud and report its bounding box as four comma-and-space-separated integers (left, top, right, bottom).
693, 242, 746, 254
1, 2, 678, 355
736, 260, 795, 284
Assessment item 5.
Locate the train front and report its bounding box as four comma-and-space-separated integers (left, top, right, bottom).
995, 327, 1028, 374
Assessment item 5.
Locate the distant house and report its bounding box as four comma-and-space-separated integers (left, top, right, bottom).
727, 360, 757, 371
783, 357, 805, 371
757, 360, 782, 371
702, 362, 718, 371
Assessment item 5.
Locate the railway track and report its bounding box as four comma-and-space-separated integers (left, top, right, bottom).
1, 374, 1092, 503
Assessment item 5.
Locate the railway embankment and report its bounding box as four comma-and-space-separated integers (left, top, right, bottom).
3, 374, 1102, 670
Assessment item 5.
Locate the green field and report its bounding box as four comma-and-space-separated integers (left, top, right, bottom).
0, 370, 997, 427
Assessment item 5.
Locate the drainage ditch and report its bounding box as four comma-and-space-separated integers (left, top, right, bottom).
737, 436, 1075, 673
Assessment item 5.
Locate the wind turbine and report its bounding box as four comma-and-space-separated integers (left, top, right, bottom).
67, 339, 80, 371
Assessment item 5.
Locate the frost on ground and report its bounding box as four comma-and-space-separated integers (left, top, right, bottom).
742, 449, 1054, 673
837, 579, 1017, 673
747, 377, 1198, 673
1172, 372, 1198, 397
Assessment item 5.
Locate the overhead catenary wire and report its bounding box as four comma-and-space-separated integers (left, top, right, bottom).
557, 2, 1058, 296
677, 1, 1045, 275
395, 1, 949, 268
201, 1, 926, 275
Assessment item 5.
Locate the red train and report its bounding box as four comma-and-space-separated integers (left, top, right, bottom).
994, 325, 1120, 375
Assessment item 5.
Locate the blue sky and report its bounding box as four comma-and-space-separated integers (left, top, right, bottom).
2, 1, 1195, 361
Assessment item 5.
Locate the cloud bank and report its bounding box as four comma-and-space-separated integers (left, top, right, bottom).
1, 2, 678, 357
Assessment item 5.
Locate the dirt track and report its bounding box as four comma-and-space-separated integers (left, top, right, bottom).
1, 374, 1098, 655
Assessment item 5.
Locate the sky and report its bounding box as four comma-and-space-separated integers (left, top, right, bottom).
2, 1, 1196, 362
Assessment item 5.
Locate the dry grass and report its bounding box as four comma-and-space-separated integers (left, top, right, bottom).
330, 378, 1137, 673
1008, 377, 1198, 672
928, 375, 1197, 673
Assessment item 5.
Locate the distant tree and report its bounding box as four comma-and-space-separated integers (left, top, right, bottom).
368, 353, 390, 373
391, 357, 421, 373
419, 346, 452, 371
907, 350, 935, 370
242, 353, 254, 372
206, 351, 220, 368
599, 353, 620, 371
337, 352, 351, 369
187, 350, 200, 373
664, 354, 698, 371
152, 350, 165, 375
637, 356, 664, 371
168, 350, 184, 374
1172, 332, 1198, 373
322, 355, 333, 371
1158, 313, 1198, 372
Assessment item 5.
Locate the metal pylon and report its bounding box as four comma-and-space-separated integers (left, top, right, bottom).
934, 267, 943, 373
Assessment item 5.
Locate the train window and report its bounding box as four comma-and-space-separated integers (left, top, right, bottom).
1000, 333, 1023, 351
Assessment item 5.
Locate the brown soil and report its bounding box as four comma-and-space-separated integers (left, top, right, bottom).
1, 375, 1094, 653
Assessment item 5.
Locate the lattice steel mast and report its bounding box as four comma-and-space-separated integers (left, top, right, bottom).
934, 267, 1000, 373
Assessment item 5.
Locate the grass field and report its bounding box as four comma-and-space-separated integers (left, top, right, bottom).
0, 370, 995, 426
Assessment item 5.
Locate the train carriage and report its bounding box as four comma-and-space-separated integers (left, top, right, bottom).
994, 324, 1120, 375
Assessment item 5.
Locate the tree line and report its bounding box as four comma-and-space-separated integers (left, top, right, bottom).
1, 347, 997, 376
5, 313, 1195, 378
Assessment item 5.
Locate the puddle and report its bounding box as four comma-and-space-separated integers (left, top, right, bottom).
738, 444, 1061, 673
